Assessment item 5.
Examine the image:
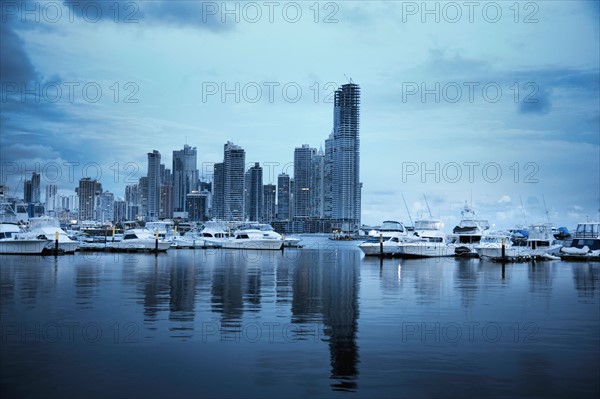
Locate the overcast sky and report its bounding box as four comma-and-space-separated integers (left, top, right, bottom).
1, 0, 598, 229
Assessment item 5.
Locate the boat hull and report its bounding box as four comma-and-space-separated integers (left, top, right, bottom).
397, 243, 455, 258
219, 239, 283, 250
0, 239, 47, 255
109, 240, 171, 251
359, 243, 402, 256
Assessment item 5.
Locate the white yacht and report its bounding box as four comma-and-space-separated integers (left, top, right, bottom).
109, 228, 171, 251
560, 222, 600, 261
28, 216, 79, 253
358, 220, 407, 256
0, 222, 47, 255
219, 228, 283, 250
199, 221, 233, 248
239, 223, 302, 247
397, 219, 455, 258
526, 223, 563, 258
447, 203, 489, 257
474, 233, 526, 260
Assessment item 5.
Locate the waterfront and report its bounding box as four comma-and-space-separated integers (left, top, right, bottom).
1, 236, 599, 398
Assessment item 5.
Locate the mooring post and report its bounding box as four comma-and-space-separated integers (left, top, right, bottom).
54, 231, 59, 257
379, 233, 383, 258
154, 229, 159, 256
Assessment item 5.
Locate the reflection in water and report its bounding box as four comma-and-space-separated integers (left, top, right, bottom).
528, 262, 555, 295
290, 250, 360, 391
454, 259, 479, 309
572, 263, 600, 302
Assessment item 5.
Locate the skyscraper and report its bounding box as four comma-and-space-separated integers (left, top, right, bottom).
323, 132, 334, 218
77, 177, 102, 221
247, 162, 263, 222
223, 141, 245, 221
332, 83, 361, 231
311, 148, 325, 217
172, 145, 198, 213
31, 172, 40, 203
263, 184, 276, 222
146, 150, 161, 221
294, 144, 316, 218
45, 184, 58, 212
212, 162, 224, 219
277, 173, 290, 220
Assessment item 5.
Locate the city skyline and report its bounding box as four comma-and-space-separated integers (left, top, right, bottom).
1, 1, 598, 229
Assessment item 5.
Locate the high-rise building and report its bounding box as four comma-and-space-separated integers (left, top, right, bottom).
277, 173, 290, 220
223, 141, 245, 221
187, 191, 209, 222
45, 184, 58, 213
263, 184, 276, 222
125, 184, 139, 220
98, 191, 114, 222
212, 163, 224, 219
294, 144, 316, 218
172, 145, 199, 213
113, 200, 127, 222
31, 172, 40, 203
146, 150, 161, 221
76, 177, 102, 221
23, 172, 39, 203
311, 148, 325, 217
323, 132, 334, 218
332, 83, 361, 231
247, 162, 263, 222
160, 164, 173, 219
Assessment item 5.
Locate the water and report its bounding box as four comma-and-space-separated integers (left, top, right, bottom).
1, 236, 599, 398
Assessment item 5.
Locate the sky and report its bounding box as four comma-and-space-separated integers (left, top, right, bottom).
1, 0, 599, 230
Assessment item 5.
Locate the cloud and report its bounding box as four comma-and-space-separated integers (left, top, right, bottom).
518, 87, 551, 115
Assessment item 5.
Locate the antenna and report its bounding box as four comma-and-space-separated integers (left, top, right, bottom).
402, 194, 414, 228
343, 74, 353, 84
542, 195, 550, 224
519, 196, 528, 225
423, 194, 433, 218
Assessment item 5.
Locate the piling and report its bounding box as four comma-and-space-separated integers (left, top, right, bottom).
379, 233, 383, 257
54, 231, 59, 257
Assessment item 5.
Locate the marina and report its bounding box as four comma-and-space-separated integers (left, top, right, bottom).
1, 235, 598, 398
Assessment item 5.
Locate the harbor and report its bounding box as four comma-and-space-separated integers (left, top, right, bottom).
1, 235, 598, 398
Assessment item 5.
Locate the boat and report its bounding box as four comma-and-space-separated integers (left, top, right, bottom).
28, 216, 80, 254
218, 228, 283, 250
560, 222, 600, 261
358, 220, 407, 256
239, 223, 302, 247
526, 223, 563, 258
396, 219, 455, 258
447, 203, 490, 257
109, 228, 171, 251
474, 233, 528, 261
199, 221, 233, 248
0, 222, 47, 255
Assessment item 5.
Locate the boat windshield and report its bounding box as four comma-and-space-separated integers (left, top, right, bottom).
414, 220, 443, 230
29, 217, 60, 229
380, 221, 404, 232
575, 223, 600, 238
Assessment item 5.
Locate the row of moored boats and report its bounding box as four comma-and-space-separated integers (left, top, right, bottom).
358, 205, 600, 262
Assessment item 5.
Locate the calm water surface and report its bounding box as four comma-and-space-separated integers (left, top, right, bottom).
1, 236, 599, 398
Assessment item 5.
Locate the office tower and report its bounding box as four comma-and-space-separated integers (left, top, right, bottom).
98, 191, 114, 222
212, 163, 224, 219
113, 200, 127, 222
125, 184, 139, 220
77, 177, 102, 221
294, 144, 316, 218
172, 145, 199, 212
187, 191, 209, 222
323, 132, 334, 218
263, 184, 276, 222
31, 172, 40, 203
45, 184, 58, 212
311, 148, 325, 217
277, 173, 290, 220
332, 83, 361, 231
247, 162, 263, 221
146, 150, 161, 221
223, 141, 245, 221
160, 164, 173, 219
